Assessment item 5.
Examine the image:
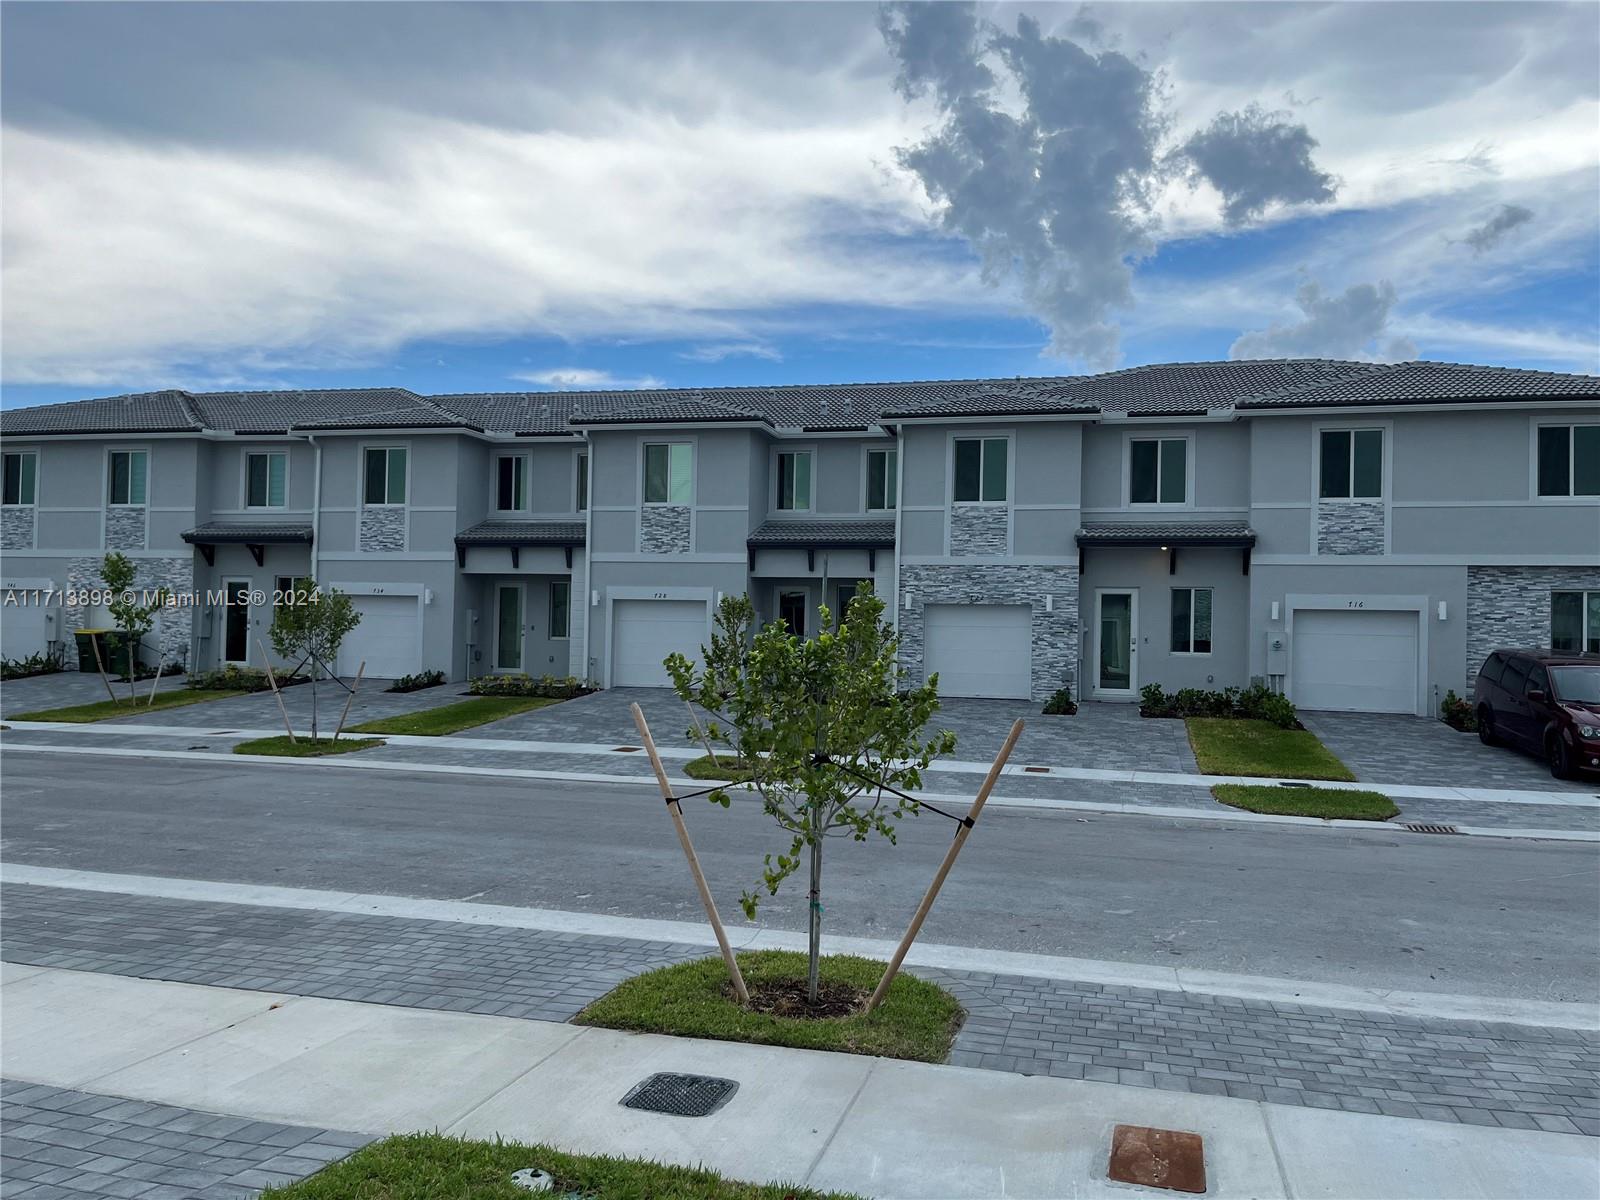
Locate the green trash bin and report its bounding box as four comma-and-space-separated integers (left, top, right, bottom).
74, 629, 135, 678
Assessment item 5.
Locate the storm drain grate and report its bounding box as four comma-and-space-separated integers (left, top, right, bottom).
1024, 766, 1051, 774
1277, 780, 1313, 789
620, 1072, 739, 1117
1404, 823, 1462, 835
612, 745, 642, 753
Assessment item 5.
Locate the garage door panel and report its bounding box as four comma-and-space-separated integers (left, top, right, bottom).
2, 592, 50, 661
924, 604, 1031, 699
1292, 609, 1418, 714
337, 595, 421, 679
612, 599, 706, 688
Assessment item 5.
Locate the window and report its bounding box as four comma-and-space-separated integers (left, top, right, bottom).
576, 454, 588, 512
835, 582, 858, 627
1552, 591, 1600, 653
643, 443, 692, 504
1319, 429, 1383, 499
1500, 655, 1528, 695
1171, 587, 1213, 654
274, 576, 312, 608
1478, 652, 1505, 688
246, 451, 286, 508
1129, 438, 1187, 505
1525, 662, 1550, 697
953, 437, 1007, 503
2, 451, 36, 506
778, 589, 808, 637
363, 447, 407, 505
776, 451, 812, 511
495, 455, 527, 512
108, 450, 148, 506
867, 449, 897, 511
1537, 425, 1600, 498
549, 579, 571, 639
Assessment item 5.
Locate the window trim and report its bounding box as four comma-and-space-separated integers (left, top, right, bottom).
1531, 420, 1600, 501
2, 449, 38, 508
1123, 433, 1192, 508
492, 452, 530, 514
641, 440, 694, 506
1314, 424, 1386, 503
575, 452, 589, 513
1169, 586, 1214, 656
949, 433, 1011, 506
864, 445, 898, 512
1552, 589, 1600, 654
243, 448, 289, 510
549, 578, 572, 640
106, 447, 150, 507
362, 444, 409, 507
773, 445, 816, 514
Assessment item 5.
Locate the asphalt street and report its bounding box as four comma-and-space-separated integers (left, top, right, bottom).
2, 750, 1597, 1001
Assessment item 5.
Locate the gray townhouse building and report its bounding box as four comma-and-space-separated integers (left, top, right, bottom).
1, 358, 1596, 717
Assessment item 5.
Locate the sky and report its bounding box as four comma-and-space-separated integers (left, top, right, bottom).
1, 1, 1596, 409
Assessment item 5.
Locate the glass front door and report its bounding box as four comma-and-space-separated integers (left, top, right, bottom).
1096, 590, 1137, 695
495, 584, 523, 670
778, 590, 808, 638
223, 580, 251, 664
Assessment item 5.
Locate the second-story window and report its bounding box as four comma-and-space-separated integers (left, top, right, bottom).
1537, 424, 1600, 498
643, 443, 692, 504
576, 453, 588, 512
108, 450, 148, 506
364, 447, 407, 505
246, 451, 286, 508
1129, 437, 1186, 505
953, 437, 1007, 503
776, 450, 812, 511
496, 455, 528, 512
867, 448, 897, 511
1319, 429, 1382, 499
3, 451, 37, 506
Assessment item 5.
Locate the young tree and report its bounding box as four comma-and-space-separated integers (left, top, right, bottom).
100, 552, 168, 702
666, 584, 955, 1004
267, 578, 360, 740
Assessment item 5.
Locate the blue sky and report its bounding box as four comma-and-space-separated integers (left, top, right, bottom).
2, 2, 1595, 409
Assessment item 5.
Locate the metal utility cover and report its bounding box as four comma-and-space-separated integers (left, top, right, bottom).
619, 1072, 739, 1117
1107, 1124, 1207, 1193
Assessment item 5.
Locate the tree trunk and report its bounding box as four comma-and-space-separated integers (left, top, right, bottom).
807, 820, 823, 1004
310, 664, 320, 742
125, 632, 137, 704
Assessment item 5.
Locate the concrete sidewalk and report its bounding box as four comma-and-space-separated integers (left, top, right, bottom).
5, 964, 1597, 1199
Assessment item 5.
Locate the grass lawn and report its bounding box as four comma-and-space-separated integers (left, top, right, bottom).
682, 753, 757, 783
1186, 717, 1356, 781
261, 1132, 861, 1200
234, 735, 384, 757
1213, 783, 1398, 821
348, 696, 560, 736
10, 689, 248, 723
577, 950, 962, 1063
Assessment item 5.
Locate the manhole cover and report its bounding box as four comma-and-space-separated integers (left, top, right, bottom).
1108, 1124, 1206, 1193
1404, 823, 1461, 835
620, 1072, 738, 1117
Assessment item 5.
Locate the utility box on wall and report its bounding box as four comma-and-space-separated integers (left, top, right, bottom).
1266, 630, 1289, 676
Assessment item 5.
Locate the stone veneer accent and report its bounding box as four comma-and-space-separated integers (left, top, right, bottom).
1, 506, 35, 551
640, 504, 691, 553
64, 554, 194, 665
1466, 565, 1600, 689
359, 505, 407, 552
104, 506, 147, 551
1316, 500, 1385, 555
949, 505, 1009, 556
898, 562, 1078, 701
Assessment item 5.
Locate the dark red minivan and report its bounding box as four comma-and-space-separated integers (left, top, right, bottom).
1474, 649, 1600, 779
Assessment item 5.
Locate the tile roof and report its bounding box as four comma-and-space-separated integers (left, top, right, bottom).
1234, 361, 1600, 408
181, 521, 314, 544
747, 519, 897, 547
454, 519, 586, 545
1076, 522, 1256, 546
1, 390, 204, 435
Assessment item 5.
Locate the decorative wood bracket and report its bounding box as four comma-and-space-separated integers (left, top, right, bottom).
1168, 547, 1177, 576
197, 543, 215, 567
247, 543, 265, 567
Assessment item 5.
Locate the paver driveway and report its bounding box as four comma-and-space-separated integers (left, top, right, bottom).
0, 670, 188, 718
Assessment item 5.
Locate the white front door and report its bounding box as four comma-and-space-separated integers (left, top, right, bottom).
494, 583, 524, 672
1094, 589, 1138, 698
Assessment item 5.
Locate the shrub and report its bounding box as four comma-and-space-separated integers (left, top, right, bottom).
1140, 682, 1299, 729
186, 665, 307, 693
1439, 689, 1477, 732
1042, 686, 1077, 715
388, 669, 446, 693
468, 673, 592, 699
0, 649, 66, 681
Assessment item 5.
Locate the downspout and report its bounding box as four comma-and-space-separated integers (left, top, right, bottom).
305, 433, 323, 583
890, 422, 904, 642
581, 429, 595, 687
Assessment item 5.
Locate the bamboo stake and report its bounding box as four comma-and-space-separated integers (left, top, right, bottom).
333, 662, 366, 741
864, 717, 1025, 1014
685, 700, 721, 766
87, 634, 119, 704
257, 637, 297, 743
632, 701, 750, 1005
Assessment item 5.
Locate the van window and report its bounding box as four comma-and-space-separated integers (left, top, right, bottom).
1499, 657, 1528, 694
1478, 653, 1505, 687
1525, 664, 1550, 696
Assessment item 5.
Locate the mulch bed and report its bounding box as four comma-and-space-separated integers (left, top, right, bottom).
726, 977, 867, 1019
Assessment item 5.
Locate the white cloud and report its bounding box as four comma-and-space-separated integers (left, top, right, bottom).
676, 342, 783, 363
511, 368, 666, 390
1230, 278, 1415, 362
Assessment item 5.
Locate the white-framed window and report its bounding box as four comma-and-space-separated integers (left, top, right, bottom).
1129, 437, 1187, 505
2, 450, 37, 506
1536, 424, 1600, 498
495, 454, 528, 512
245, 451, 287, 508
363, 446, 407, 506
1170, 587, 1213, 654
549, 579, 571, 639
1318, 428, 1383, 500
576, 453, 589, 512
1552, 590, 1600, 653
776, 450, 813, 511
953, 437, 1007, 503
643, 442, 692, 504
108, 449, 148, 506
273, 575, 313, 610
866, 448, 897, 511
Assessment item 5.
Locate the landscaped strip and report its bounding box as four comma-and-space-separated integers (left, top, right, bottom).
682, 753, 758, 783
260, 1132, 861, 1200
576, 950, 963, 1063
1213, 783, 1398, 821
348, 695, 561, 736
10, 690, 249, 723
234, 735, 384, 757
1185, 717, 1356, 781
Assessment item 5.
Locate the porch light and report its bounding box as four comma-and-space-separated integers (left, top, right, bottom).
1437, 601, 1447, 621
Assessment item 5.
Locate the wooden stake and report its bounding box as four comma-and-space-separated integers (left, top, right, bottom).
87, 634, 119, 704
685, 700, 721, 766
146, 654, 165, 706
257, 638, 297, 743
864, 718, 1025, 1014
632, 701, 750, 1005
333, 662, 366, 741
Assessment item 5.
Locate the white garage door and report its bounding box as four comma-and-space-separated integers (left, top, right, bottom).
612, 599, 707, 687
2, 590, 50, 661
1292, 609, 1419, 714
924, 604, 1032, 699
337, 594, 421, 679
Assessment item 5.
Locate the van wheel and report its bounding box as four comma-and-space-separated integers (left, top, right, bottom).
1547, 735, 1575, 780
1477, 707, 1496, 745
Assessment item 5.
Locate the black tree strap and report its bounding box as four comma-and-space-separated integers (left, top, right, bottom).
824, 757, 973, 828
